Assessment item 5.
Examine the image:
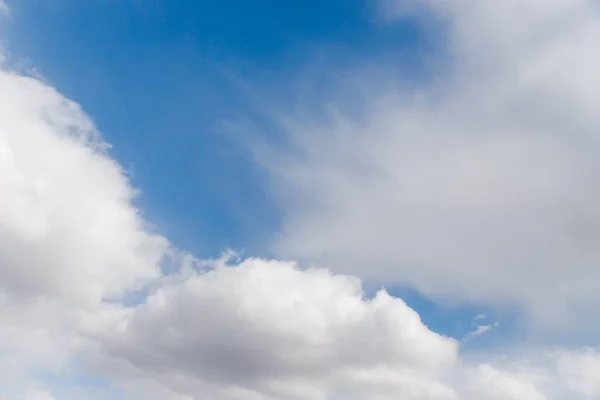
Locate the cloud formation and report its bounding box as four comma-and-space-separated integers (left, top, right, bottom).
84, 257, 459, 400
0, 55, 169, 398
259, 0, 600, 326
60, 257, 600, 400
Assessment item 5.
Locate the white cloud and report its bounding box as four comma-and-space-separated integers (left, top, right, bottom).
463, 322, 499, 343
467, 364, 548, 400
0, 54, 169, 398
554, 348, 600, 398
83, 257, 459, 400
77, 257, 600, 400
0, 70, 169, 306
257, 0, 600, 327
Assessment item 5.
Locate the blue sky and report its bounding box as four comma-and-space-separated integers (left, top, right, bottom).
4, 0, 425, 256
3, 0, 600, 399
3, 0, 489, 337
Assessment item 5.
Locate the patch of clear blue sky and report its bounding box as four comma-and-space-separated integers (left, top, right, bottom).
2, 0, 512, 340
3, 0, 428, 256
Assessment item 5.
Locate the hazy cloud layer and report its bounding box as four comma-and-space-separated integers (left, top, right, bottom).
260, 0, 600, 326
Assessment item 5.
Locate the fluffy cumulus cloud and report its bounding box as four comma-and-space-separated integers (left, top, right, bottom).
259, 0, 600, 326
3, 1, 600, 400
47, 256, 600, 400
0, 53, 169, 397
83, 257, 459, 400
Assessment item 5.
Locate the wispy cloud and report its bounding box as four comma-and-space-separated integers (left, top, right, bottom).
464, 322, 500, 343
257, 0, 600, 331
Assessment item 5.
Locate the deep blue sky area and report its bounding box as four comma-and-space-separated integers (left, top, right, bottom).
3, 0, 491, 341
3, 0, 426, 258
0, 0, 518, 350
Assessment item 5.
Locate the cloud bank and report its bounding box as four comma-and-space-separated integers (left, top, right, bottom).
259, 0, 600, 327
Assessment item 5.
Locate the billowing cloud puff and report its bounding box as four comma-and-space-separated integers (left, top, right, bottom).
0, 57, 169, 398
84, 257, 459, 400
0, 67, 168, 305
76, 258, 600, 400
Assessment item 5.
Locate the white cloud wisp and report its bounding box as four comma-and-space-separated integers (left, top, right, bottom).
257, 0, 600, 328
